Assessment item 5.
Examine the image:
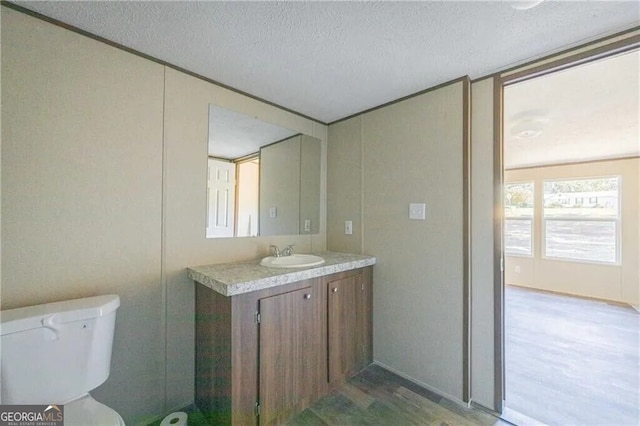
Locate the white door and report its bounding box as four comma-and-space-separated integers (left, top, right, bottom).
206, 158, 236, 238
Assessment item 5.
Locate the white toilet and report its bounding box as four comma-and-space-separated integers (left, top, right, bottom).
1, 294, 125, 425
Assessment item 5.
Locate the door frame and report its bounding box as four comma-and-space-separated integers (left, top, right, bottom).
492, 29, 640, 413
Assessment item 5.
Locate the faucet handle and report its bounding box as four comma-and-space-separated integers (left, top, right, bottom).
269, 245, 280, 257
282, 244, 295, 256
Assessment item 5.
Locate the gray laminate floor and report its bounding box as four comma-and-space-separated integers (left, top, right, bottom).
505, 285, 640, 426
288, 364, 507, 425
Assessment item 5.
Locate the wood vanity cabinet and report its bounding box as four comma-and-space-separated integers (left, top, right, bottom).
327, 267, 373, 385
259, 286, 323, 425
194, 266, 373, 426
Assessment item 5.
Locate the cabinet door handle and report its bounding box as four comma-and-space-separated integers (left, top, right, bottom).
304, 293, 312, 300
331, 287, 338, 293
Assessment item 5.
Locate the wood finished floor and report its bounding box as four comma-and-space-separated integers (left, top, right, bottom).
505, 285, 640, 426
287, 364, 507, 426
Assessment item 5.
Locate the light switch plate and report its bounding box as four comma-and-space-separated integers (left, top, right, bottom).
269, 207, 277, 218
345, 220, 353, 235
409, 203, 426, 220
304, 219, 311, 232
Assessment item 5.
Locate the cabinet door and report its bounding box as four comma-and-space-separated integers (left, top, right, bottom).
327, 274, 359, 384
355, 267, 373, 372
259, 287, 315, 425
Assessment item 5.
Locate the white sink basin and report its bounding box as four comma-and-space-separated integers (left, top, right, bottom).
260, 254, 325, 268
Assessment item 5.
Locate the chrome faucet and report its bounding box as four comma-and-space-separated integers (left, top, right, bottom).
281, 244, 294, 257
269, 245, 281, 257
270, 244, 294, 257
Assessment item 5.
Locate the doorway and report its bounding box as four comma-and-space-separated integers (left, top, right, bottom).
501, 50, 640, 425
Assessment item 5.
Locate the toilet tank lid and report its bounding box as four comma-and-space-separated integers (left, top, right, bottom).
0, 295, 120, 336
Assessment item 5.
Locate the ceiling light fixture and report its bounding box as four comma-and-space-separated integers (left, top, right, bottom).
510, 119, 546, 140
515, 129, 543, 139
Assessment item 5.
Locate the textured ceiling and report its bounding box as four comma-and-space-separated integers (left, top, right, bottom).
504, 50, 640, 169
12, 0, 640, 123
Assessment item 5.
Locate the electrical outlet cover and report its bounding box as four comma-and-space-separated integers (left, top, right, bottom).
345, 220, 353, 235
409, 203, 426, 220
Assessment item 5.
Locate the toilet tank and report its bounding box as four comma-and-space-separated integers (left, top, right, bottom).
0, 295, 120, 404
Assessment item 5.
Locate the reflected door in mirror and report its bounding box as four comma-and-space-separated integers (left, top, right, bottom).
206, 159, 235, 238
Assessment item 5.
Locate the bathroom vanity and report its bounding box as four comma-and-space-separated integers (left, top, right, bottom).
187, 251, 375, 425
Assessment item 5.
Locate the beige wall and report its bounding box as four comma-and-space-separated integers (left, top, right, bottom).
326, 26, 640, 416
505, 158, 640, 305
299, 134, 322, 234
1, 8, 164, 423
328, 81, 468, 401
470, 77, 497, 410
327, 117, 364, 254
1, 8, 328, 424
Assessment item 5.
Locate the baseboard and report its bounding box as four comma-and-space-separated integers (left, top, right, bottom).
470, 401, 504, 421
501, 406, 549, 426
373, 360, 467, 408
508, 284, 637, 309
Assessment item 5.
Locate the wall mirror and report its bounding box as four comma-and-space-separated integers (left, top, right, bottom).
206, 104, 321, 238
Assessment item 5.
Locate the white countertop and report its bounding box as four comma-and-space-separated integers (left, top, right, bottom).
187, 251, 376, 296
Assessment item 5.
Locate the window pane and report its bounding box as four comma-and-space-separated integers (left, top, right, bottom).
545, 220, 616, 263
544, 177, 619, 219
505, 182, 534, 218
506, 219, 532, 256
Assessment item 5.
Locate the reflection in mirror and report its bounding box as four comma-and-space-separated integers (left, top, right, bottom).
206, 105, 321, 239
236, 157, 260, 237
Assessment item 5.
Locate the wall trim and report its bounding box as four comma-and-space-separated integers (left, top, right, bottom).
470, 74, 501, 85
0, 1, 327, 126
462, 77, 471, 403
501, 33, 640, 86
492, 75, 505, 414
359, 115, 366, 254
505, 155, 640, 172
507, 284, 636, 310
470, 401, 501, 419
471, 25, 640, 84
160, 66, 169, 415
259, 133, 303, 151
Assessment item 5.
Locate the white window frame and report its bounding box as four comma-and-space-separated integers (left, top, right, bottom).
504, 181, 534, 258
542, 175, 621, 265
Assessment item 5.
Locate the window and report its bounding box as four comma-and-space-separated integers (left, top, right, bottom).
543, 177, 619, 264
505, 182, 534, 256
